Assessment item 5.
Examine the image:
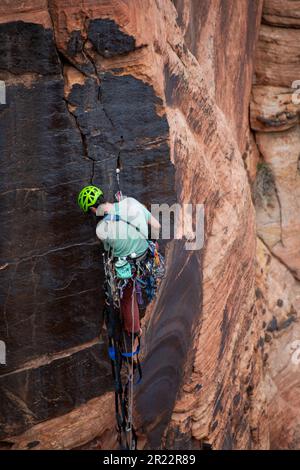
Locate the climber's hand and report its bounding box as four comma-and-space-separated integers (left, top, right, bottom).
90, 207, 97, 215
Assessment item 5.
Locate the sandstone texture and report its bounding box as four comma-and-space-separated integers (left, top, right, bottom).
2, 0, 298, 452
251, 0, 300, 449
256, 239, 300, 449
262, 0, 300, 28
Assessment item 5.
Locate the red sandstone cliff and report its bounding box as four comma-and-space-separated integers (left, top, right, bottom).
251, 0, 300, 450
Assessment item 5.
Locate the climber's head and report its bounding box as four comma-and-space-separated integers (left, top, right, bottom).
77, 185, 104, 213
95, 202, 113, 217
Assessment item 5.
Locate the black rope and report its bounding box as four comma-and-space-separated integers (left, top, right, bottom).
116, 136, 124, 196
104, 283, 139, 450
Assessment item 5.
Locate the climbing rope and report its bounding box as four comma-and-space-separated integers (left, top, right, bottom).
102, 244, 164, 449
129, 280, 136, 449
115, 136, 124, 202
101, 143, 165, 449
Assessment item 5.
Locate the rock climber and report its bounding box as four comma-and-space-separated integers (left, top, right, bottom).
77, 185, 160, 336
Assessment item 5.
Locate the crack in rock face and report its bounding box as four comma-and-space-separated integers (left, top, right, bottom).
136, 241, 202, 449
66, 71, 175, 204
67, 31, 85, 58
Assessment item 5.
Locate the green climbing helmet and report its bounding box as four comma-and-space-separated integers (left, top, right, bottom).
77, 185, 103, 213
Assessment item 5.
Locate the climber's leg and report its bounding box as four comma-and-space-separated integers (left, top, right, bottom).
120, 280, 140, 335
